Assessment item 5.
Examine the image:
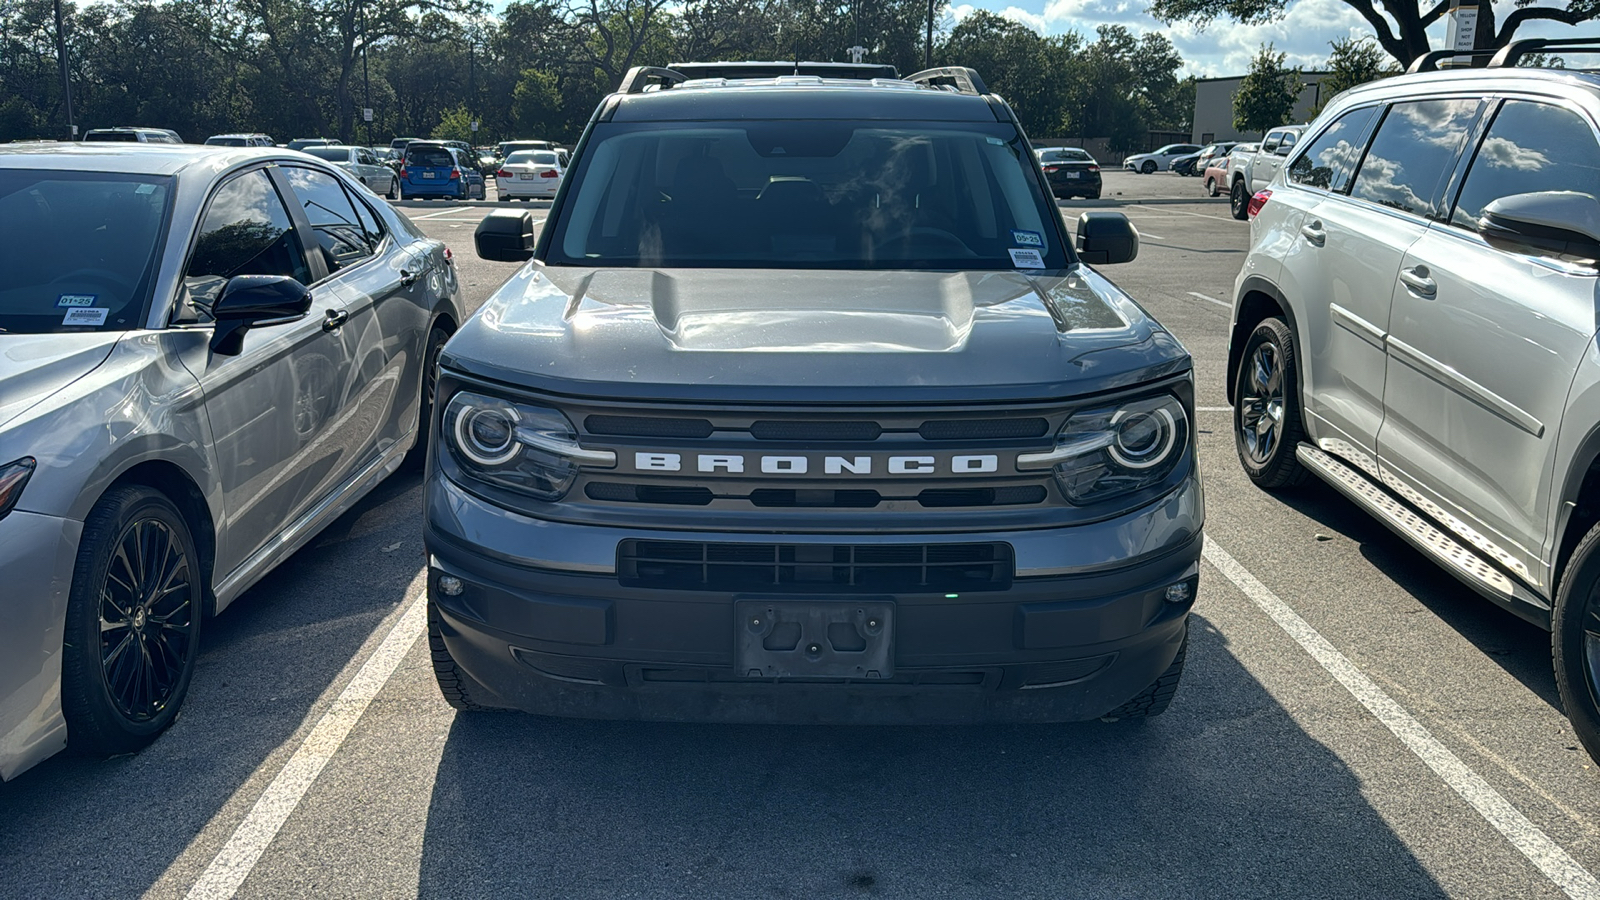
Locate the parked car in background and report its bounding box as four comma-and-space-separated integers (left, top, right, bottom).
0, 141, 464, 781
1202, 147, 1249, 197
1223, 126, 1304, 218
205, 133, 275, 147
286, 138, 334, 152
1171, 141, 1237, 176
399, 141, 485, 200
1124, 143, 1200, 174
1035, 146, 1101, 199
390, 137, 423, 155
84, 127, 182, 144
302, 144, 399, 199
494, 149, 564, 200
495, 139, 555, 159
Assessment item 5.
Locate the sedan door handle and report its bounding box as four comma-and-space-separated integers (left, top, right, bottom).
1300, 222, 1326, 246
400, 268, 421, 287
1399, 266, 1436, 297
322, 308, 349, 331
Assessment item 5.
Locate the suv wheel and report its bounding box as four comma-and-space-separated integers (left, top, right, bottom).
61, 486, 203, 756
1140, 160, 1157, 175
1230, 180, 1249, 220
1102, 619, 1187, 719
1554, 523, 1600, 764
1234, 317, 1309, 490
427, 602, 504, 711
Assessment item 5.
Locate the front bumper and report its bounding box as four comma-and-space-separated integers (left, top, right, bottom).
423, 474, 1203, 723
0, 511, 79, 780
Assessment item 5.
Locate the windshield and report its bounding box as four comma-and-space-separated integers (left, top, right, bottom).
207, 137, 246, 147
507, 151, 558, 166
0, 170, 172, 334
305, 147, 350, 162
85, 132, 139, 142
406, 147, 455, 167
545, 120, 1069, 270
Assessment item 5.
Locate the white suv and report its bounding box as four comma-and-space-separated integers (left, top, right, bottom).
1226, 44, 1600, 762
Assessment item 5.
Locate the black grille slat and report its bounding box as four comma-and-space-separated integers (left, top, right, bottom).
750, 420, 883, 441
584, 483, 1048, 508
585, 483, 713, 505
749, 489, 881, 508
618, 540, 1013, 593
917, 486, 1048, 507
585, 415, 714, 438
919, 418, 1049, 441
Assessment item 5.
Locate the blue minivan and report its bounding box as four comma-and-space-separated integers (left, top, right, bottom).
400, 141, 485, 200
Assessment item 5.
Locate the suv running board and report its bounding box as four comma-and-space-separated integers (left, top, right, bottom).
1295, 443, 1551, 630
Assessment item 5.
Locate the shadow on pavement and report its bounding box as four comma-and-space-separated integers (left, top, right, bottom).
416, 615, 1446, 900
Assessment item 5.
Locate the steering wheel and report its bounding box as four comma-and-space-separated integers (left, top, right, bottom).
877, 228, 975, 259
49, 268, 136, 297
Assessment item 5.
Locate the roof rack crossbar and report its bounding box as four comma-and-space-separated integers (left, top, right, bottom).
667, 61, 900, 81
619, 66, 688, 94
1489, 37, 1600, 68
904, 66, 989, 95
1406, 49, 1498, 73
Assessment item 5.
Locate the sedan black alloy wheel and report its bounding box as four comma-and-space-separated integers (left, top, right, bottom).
99, 517, 196, 721
1238, 342, 1284, 465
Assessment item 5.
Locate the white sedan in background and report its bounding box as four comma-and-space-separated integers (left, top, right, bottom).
495, 150, 563, 200
302, 145, 398, 199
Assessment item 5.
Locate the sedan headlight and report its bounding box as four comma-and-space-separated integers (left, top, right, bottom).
0, 457, 36, 521
441, 392, 612, 501
1018, 395, 1189, 504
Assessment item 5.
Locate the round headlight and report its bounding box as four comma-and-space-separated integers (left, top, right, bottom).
455, 405, 520, 466
1108, 407, 1176, 470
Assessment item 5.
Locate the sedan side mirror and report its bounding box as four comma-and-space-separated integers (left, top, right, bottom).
1478, 191, 1600, 266
476, 209, 537, 262
1076, 211, 1139, 265
210, 274, 313, 356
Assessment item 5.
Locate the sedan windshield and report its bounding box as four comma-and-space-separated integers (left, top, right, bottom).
305, 147, 351, 162
546, 120, 1069, 270
0, 170, 172, 334
506, 151, 558, 166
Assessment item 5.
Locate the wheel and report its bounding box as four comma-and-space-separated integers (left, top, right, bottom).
1234, 317, 1310, 490
60, 486, 203, 756
386, 178, 397, 201
1140, 160, 1157, 174
1206, 177, 1219, 197
1555, 522, 1600, 765
427, 601, 503, 710
1089, 190, 1101, 200
1230, 179, 1249, 220
1103, 619, 1187, 719
403, 323, 450, 471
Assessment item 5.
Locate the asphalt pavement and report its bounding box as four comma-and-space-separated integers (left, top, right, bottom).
3, 170, 1597, 900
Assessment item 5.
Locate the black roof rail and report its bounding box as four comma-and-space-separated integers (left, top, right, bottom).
667, 61, 900, 81
1489, 37, 1600, 67
618, 66, 688, 94
1406, 49, 1498, 73
905, 66, 989, 95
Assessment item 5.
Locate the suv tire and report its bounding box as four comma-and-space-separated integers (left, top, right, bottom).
1103, 620, 1187, 719
1234, 317, 1310, 490
1554, 522, 1600, 763
427, 602, 505, 711
1230, 179, 1249, 220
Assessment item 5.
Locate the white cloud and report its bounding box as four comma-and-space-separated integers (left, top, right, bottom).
1000, 6, 1050, 31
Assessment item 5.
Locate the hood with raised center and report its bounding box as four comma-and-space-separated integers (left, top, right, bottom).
442, 265, 1189, 403
0, 333, 121, 432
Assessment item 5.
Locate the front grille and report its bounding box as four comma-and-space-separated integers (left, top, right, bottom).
584, 483, 1047, 508
749, 488, 881, 508
750, 420, 883, 441
585, 483, 713, 505
586, 415, 713, 438
919, 418, 1049, 441
917, 486, 1047, 507
618, 540, 1014, 593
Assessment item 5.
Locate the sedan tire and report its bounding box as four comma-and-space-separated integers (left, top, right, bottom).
1555, 522, 1600, 765
1234, 317, 1310, 490
61, 486, 203, 756
1140, 160, 1157, 175
1230, 179, 1250, 220
386, 178, 398, 201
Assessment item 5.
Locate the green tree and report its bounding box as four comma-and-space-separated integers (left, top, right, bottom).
1233, 45, 1301, 134
430, 103, 476, 142
1312, 36, 1395, 116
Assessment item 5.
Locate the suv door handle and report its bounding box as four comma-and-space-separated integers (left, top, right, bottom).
400, 268, 421, 287
1399, 266, 1436, 297
1300, 222, 1325, 246
322, 308, 349, 331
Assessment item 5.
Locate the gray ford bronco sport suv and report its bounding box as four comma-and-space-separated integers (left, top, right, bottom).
1227, 39, 1600, 760
425, 62, 1203, 723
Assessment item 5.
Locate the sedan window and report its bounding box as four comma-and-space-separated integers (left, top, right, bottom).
180, 169, 311, 322
281, 167, 376, 274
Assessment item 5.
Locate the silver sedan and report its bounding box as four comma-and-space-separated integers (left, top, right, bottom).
302, 144, 399, 199
0, 143, 462, 779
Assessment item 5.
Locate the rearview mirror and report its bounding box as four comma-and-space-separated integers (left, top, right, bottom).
1075, 212, 1139, 265
1478, 191, 1600, 266
210, 275, 312, 356
476, 209, 537, 262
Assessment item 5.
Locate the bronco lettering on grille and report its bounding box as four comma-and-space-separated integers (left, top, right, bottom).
631, 452, 1002, 476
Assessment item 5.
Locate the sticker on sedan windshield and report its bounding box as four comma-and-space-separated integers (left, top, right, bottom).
62, 307, 108, 326
1008, 248, 1046, 269
1011, 230, 1043, 247
57, 293, 97, 307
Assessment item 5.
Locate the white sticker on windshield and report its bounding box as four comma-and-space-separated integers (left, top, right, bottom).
1009, 248, 1046, 269
62, 307, 109, 326
57, 293, 97, 307
135, 184, 156, 194
1011, 230, 1043, 247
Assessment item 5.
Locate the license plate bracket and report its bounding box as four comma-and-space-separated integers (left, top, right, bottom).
735, 599, 894, 679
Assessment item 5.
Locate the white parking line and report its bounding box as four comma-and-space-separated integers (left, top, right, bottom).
1202, 537, 1600, 900
1196, 406, 1233, 412
181, 573, 430, 900
1187, 292, 1231, 309
407, 208, 466, 220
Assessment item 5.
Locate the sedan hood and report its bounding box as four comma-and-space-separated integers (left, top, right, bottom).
0, 333, 121, 431
443, 265, 1189, 403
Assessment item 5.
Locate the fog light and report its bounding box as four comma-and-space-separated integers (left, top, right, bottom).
438, 575, 465, 597
1164, 581, 1192, 604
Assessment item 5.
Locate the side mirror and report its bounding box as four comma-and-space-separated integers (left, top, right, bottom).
210, 274, 312, 356
476, 209, 536, 262
1262, 141, 1279, 154
1076, 211, 1139, 265
1478, 191, 1600, 266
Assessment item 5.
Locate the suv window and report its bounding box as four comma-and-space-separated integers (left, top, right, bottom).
1289, 106, 1380, 192
1349, 99, 1480, 218
282, 167, 375, 273
546, 119, 1068, 270
406, 146, 455, 168
1449, 100, 1600, 231
181, 169, 310, 320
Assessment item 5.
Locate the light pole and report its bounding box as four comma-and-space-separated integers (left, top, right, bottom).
924, 0, 933, 68
52, 0, 75, 140
361, 6, 372, 146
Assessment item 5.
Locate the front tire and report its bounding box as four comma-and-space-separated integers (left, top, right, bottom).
1140, 160, 1157, 174
61, 486, 203, 756
427, 602, 503, 711
386, 178, 398, 201
1554, 523, 1600, 765
1230, 179, 1249, 220
1234, 317, 1310, 490
1103, 620, 1187, 719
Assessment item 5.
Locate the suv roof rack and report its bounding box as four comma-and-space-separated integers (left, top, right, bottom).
905, 66, 989, 95
1408, 37, 1600, 73
616, 61, 990, 96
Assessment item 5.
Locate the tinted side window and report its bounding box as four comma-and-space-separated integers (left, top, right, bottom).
282, 167, 375, 273
181, 170, 310, 319
1289, 106, 1380, 192
346, 186, 385, 246
1275, 131, 1297, 154
1349, 99, 1480, 217
1450, 100, 1600, 231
